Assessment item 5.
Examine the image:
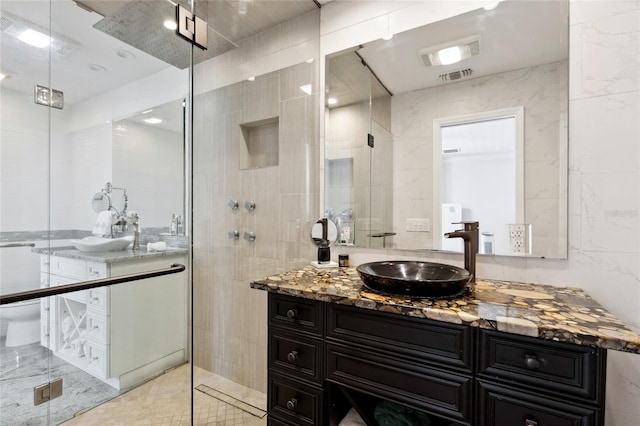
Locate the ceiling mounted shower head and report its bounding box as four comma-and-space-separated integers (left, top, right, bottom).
90, 1, 237, 69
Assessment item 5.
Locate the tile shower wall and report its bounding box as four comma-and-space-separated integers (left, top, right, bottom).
391, 60, 567, 257
192, 10, 320, 392
320, 1, 640, 424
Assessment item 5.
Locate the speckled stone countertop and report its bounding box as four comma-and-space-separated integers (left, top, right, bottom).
32, 246, 187, 263
250, 266, 640, 354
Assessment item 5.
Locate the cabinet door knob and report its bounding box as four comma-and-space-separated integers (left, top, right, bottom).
286, 309, 297, 319
286, 398, 297, 410
525, 419, 538, 426
287, 350, 298, 362
525, 354, 541, 370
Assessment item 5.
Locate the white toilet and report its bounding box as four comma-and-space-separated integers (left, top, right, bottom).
1, 283, 41, 347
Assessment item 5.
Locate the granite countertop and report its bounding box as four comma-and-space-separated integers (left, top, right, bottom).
250, 266, 640, 354
32, 246, 187, 263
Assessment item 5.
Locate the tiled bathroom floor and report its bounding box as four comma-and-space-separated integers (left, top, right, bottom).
62, 364, 267, 425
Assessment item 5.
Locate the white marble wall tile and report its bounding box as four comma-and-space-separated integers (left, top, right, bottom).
524, 160, 563, 199
580, 172, 639, 253
580, 9, 640, 97
570, 91, 639, 174
570, 0, 640, 25
392, 136, 433, 173
605, 350, 640, 424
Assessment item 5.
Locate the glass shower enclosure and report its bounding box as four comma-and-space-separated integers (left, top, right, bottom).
1, 0, 191, 423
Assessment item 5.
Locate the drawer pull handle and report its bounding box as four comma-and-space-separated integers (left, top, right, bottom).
287, 350, 298, 362
525, 354, 541, 370
525, 419, 538, 426
286, 398, 297, 411
286, 309, 297, 319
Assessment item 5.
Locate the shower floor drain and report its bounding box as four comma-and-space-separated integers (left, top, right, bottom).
195, 384, 267, 419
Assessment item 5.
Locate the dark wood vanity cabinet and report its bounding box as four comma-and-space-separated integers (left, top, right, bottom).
267, 293, 607, 426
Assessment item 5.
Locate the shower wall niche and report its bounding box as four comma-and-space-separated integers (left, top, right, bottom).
240, 117, 279, 170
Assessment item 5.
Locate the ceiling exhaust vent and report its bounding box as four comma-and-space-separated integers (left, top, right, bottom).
439, 68, 473, 82
0, 16, 15, 33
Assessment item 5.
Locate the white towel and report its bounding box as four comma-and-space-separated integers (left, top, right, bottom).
339, 408, 367, 426
92, 210, 116, 236
147, 242, 167, 252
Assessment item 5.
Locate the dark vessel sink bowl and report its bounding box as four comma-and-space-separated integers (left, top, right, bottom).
356, 260, 471, 298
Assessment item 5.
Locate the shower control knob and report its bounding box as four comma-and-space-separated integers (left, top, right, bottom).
244, 200, 256, 211
228, 230, 240, 240
244, 231, 256, 242
228, 199, 239, 210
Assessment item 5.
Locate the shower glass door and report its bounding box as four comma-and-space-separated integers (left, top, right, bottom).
1, 0, 192, 423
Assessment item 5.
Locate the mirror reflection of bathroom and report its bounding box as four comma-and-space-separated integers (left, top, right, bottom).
436, 109, 523, 256
112, 98, 186, 235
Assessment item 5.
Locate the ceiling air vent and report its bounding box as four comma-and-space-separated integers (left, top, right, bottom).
439, 68, 473, 82
0, 16, 15, 33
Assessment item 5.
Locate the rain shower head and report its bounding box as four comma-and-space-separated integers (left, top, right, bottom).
88, 1, 237, 69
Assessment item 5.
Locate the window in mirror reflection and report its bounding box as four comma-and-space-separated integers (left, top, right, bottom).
435, 108, 523, 256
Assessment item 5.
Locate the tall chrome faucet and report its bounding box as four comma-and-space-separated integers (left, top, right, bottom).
129, 212, 140, 252
444, 221, 479, 283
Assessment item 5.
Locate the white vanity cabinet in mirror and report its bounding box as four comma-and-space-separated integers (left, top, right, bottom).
324, 0, 568, 258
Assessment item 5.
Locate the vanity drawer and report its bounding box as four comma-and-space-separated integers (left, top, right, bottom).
86, 342, 109, 378
269, 372, 323, 425
87, 312, 109, 344
478, 330, 605, 403
269, 294, 322, 336
42, 273, 77, 287
326, 303, 473, 371
326, 341, 473, 423
269, 328, 323, 384
477, 380, 602, 426
87, 288, 109, 314
86, 262, 108, 279
49, 257, 86, 280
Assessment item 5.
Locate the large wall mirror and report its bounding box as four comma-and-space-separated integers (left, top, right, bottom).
112, 99, 185, 230
324, 0, 568, 258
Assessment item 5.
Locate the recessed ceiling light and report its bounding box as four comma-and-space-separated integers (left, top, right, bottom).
89, 64, 107, 72
164, 20, 177, 30
247, 76, 255, 82
116, 49, 135, 60
327, 97, 337, 105
382, 33, 394, 41
18, 29, 51, 48
299, 84, 312, 95
143, 117, 163, 124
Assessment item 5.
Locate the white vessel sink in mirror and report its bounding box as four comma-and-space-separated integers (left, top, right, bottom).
70, 236, 133, 252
